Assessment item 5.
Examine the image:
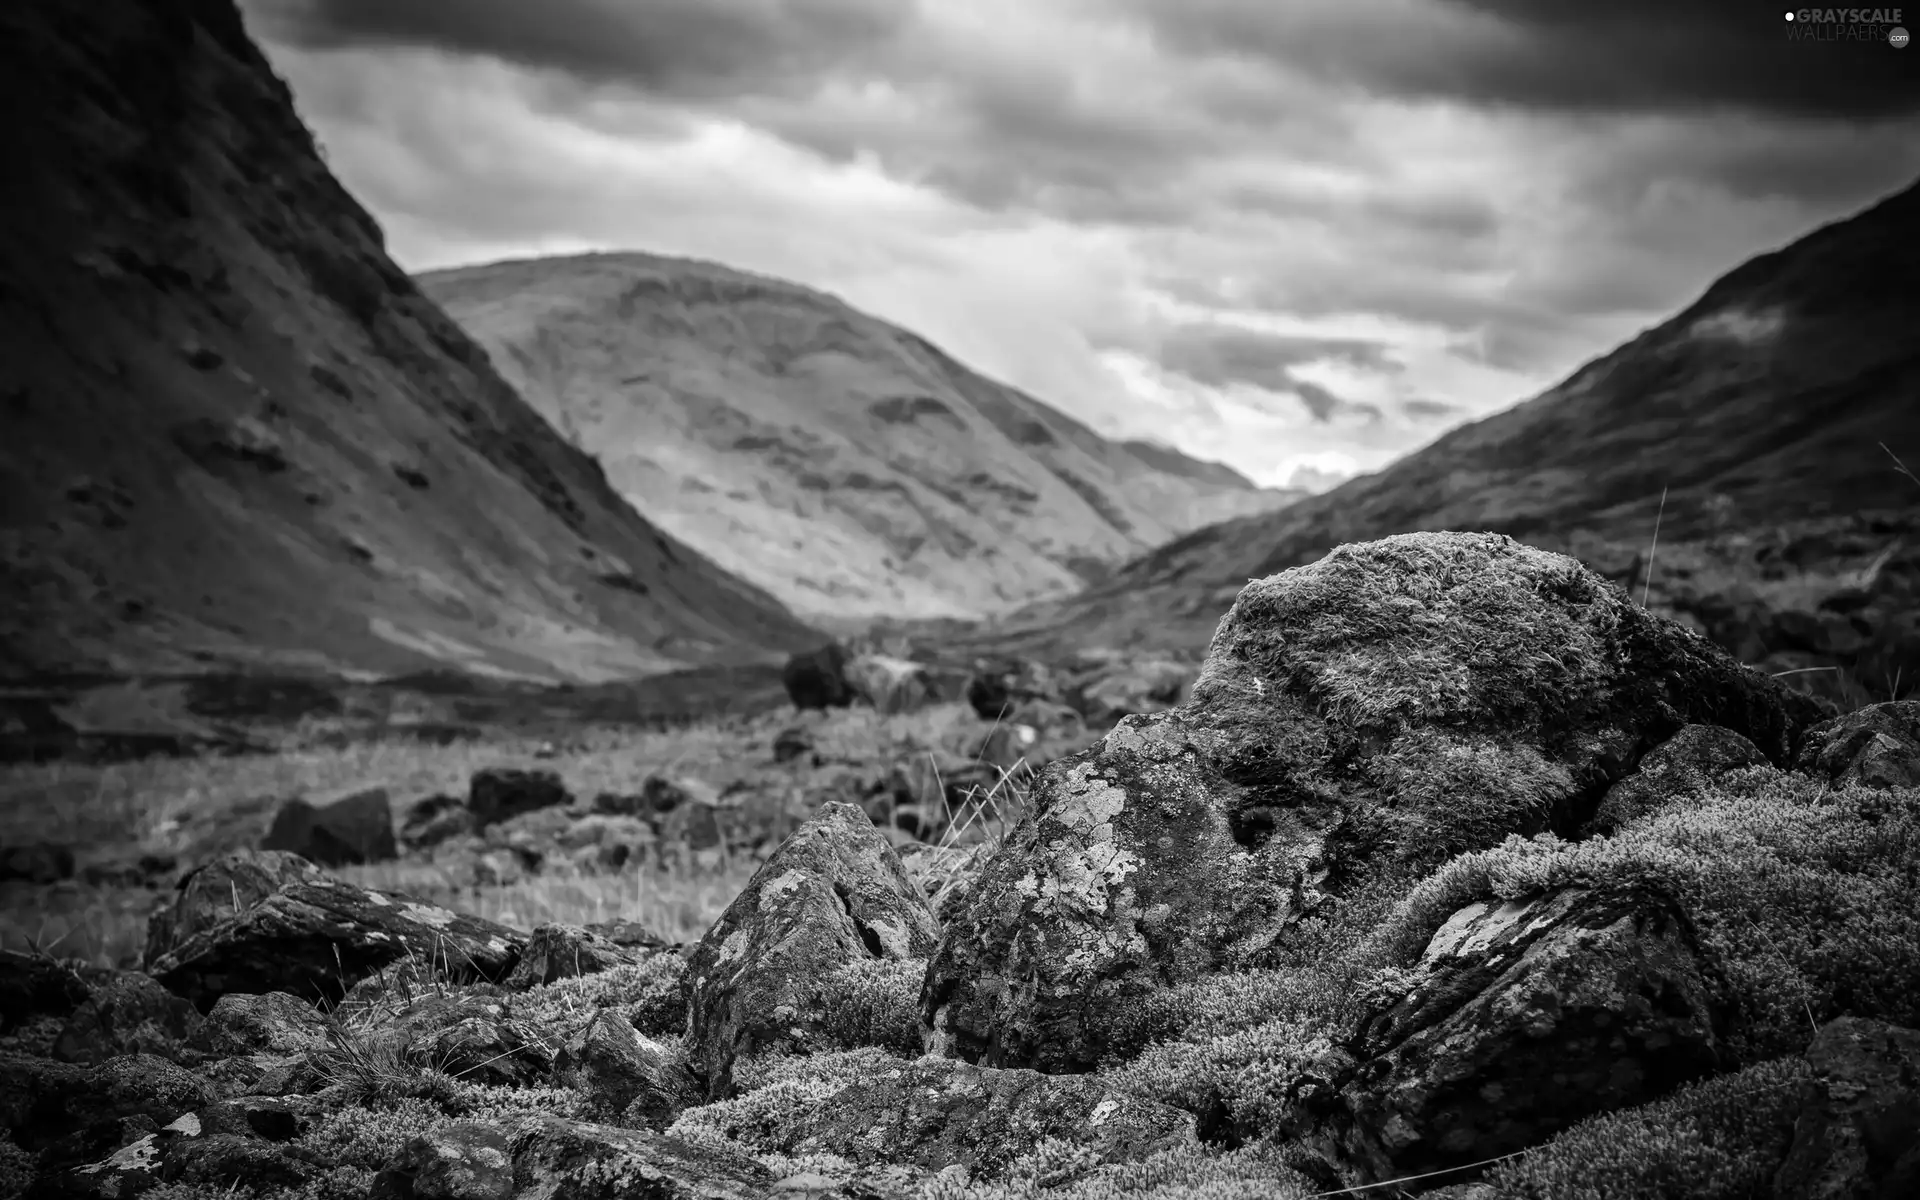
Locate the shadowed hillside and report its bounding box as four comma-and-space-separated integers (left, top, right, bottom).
420, 254, 1303, 622
987, 176, 1920, 672
0, 0, 817, 685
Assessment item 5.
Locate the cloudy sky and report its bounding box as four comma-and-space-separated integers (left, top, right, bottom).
243, 0, 1919, 490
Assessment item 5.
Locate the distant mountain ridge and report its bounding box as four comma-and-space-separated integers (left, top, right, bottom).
990, 174, 1920, 656
420, 253, 1303, 621
0, 0, 816, 682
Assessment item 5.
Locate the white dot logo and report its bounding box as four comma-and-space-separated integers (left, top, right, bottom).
1892, 26, 1911, 47
1784, 10, 1795, 18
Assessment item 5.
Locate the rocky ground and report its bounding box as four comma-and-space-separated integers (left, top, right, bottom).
3, 532, 1918, 1199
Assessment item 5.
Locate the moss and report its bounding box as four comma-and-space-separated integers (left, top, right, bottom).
670, 1048, 908, 1149
815, 957, 926, 1056
0, 1134, 32, 1200
507, 955, 688, 1040
297, 1097, 448, 1171
918, 1142, 1313, 1200
1485, 1056, 1810, 1200
1365, 768, 1920, 1062
1101, 1012, 1337, 1136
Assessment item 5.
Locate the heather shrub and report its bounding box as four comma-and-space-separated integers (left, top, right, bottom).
1485, 1056, 1810, 1200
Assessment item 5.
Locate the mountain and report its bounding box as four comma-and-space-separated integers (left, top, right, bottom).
419, 254, 1302, 621
0, 0, 817, 683
990, 176, 1920, 656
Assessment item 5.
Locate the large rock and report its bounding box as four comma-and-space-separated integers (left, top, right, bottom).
692, 1054, 1195, 1178
260, 783, 397, 866
508, 1116, 772, 1200
501, 924, 645, 991
684, 802, 939, 1098
52, 970, 206, 1065
1584, 723, 1768, 835
964, 658, 1059, 721
0, 1052, 213, 1155
144, 852, 525, 1009
845, 653, 937, 715
925, 532, 1825, 1072
383, 991, 554, 1088
1069, 658, 1196, 730
1310, 885, 1723, 1187
1794, 700, 1920, 789
1774, 1016, 1920, 1199
398, 793, 475, 849
553, 1011, 699, 1127
193, 991, 329, 1057
467, 768, 572, 830
783, 643, 855, 711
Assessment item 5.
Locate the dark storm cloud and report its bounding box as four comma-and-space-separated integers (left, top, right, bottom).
1292, 381, 1384, 424
249, 0, 908, 98
1402, 398, 1465, 419
1121, 0, 1919, 120
1156, 326, 1400, 391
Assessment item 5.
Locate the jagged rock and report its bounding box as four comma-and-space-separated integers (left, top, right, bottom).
1310, 885, 1723, 1187
260, 783, 397, 866
192, 991, 329, 1057
1069, 658, 1196, 730
964, 658, 1059, 721
1794, 700, 1920, 789
783, 643, 856, 711
0, 1052, 213, 1155
0, 841, 74, 883
1585, 723, 1769, 835
1774, 1016, 1920, 1199
700, 1055, 1196, 1177
685, 802, 940, 1098
143, 852, 524, 1009
554, 1011, 698, 1127
0, 950, 111, 1033
52, 970, 205, 1065
384, 992, 553, 1087
772, 725, 815, 764
370, 1121, 515, 1200
925, 532, 1824, 1072
502, 924, 644, 990
467, 768, 571, 830
142, 850, 323, 967
508, 1115, 773, 1200
399, 793, 474, 849
845, 653, 936, 715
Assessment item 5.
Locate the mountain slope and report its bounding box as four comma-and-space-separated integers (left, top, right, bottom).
419, 254, 1301, 621
993, 176, 1920, 654
0, 0, 817, 683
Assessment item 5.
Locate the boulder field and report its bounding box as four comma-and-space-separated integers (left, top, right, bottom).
6, 532, 1919, 1199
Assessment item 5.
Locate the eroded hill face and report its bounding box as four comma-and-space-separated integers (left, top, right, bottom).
0, 0, 818, 683
419, 255, 1301, 622
994, 178, 1920, 667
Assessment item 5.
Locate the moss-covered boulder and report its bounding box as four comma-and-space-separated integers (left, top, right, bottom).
926, 532, 1826, 1072
1773, 1016, 1920, 1199
1317, 885, 1723, 1186
1584, 723, 1768, 836
684, 801, 939, 1099
1795, 699, 1920, 789
674, 1048, 1195, 1179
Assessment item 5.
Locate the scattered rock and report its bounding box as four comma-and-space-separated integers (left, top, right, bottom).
144, 852, 524, 1009
370, 1122, 515, 1200
554, 1011, 698, 1126
398, 793, 474, 849
1584, 723, 1769, 835
0, 841, 75, 884
1069, 658, 1196, 730
382, 992, 553, 1087
783, 643, 856, 711
502, 924, 644, 991
1794, 700, 1920, 789
260, 783, 398, 866
508, 1115, 773, 1200
0, 950, 110, 1034
1314, 886, 1723, 1187
925, 532, 1824, 1073
1774, 1016, 1920, 1199
0, 1052, 213, 1155
964, 658, 1058, 721
685, 802, 939, 1098
52, 970, 206, 1065
581, 920, 674, 953
771, 725, 814, 764
192, 991, 329, 1058
467, 768, 571, 830
845, 653, 936, 715
699, 1055, 1196, 1178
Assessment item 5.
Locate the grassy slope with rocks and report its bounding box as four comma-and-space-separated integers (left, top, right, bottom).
3, 535, 1915, 1200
